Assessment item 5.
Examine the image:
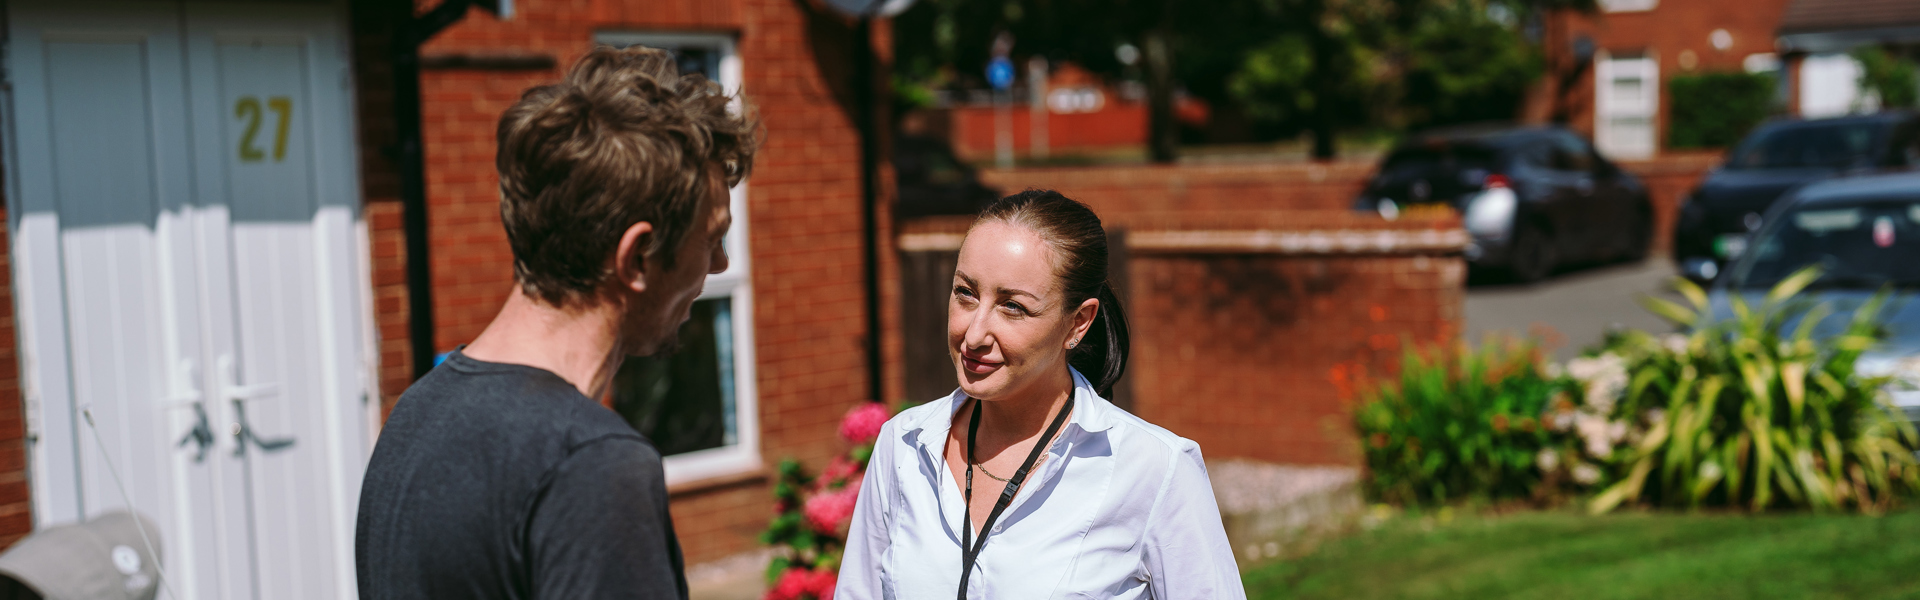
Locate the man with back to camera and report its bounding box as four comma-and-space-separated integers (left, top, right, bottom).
355, 45, 760, 600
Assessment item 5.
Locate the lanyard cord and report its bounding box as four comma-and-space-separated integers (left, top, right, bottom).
957, 395, 1075, 600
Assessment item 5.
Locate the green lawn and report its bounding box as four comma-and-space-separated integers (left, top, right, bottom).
1244, 509, 1920, 600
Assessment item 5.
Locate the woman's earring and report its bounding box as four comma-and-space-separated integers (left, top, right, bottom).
1067, 339, 1078, 349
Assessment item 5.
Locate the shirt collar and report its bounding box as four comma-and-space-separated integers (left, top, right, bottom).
904, 367, 1121, 440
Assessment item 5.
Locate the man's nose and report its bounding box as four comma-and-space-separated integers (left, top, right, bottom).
709, 245, 729, 275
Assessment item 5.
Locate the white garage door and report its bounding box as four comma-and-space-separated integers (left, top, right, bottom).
4, 1, 373, 598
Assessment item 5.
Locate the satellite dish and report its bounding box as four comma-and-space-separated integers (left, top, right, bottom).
818, 0, 918, 18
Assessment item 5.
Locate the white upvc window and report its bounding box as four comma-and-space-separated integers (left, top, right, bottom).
1598, 0, 1656, 12
593, 31, 759, 487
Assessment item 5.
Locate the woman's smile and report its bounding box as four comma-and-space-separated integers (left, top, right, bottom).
961, 353, 1002, 374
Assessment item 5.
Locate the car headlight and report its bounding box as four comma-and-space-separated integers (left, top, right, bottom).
1463, 187, 1517, 238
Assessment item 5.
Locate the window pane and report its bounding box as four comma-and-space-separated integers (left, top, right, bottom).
612, 297, 738, 456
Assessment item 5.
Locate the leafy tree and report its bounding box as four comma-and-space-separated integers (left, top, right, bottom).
1853, 46, 1919, 110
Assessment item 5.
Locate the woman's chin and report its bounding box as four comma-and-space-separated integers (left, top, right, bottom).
956, 371, 1005, 399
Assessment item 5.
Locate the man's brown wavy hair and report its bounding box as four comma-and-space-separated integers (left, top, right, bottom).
496, 45, 761, 306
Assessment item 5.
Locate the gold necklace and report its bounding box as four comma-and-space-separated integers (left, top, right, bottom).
972, 452, 1047, 482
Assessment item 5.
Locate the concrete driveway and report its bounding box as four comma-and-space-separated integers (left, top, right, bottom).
1465, 260, 1685, 362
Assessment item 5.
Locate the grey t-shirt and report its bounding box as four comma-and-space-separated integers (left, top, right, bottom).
356, 351, 687, 600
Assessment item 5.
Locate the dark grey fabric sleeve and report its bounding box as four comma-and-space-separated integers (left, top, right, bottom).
527, 436, 688, 600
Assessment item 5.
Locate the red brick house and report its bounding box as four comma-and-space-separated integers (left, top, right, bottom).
0, 0, 901, 593
1531, 0, 1798, 158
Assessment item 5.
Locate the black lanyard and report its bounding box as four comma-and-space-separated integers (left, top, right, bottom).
957, 395, 1075, 600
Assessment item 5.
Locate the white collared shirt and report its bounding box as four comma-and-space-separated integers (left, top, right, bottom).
836, 369, 1247, 600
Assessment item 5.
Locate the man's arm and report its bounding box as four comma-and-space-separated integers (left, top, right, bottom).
528, 436, 687, 600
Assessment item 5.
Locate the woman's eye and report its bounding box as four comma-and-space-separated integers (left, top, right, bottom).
953, 286, 976, 301
1000, 301, 1028, 315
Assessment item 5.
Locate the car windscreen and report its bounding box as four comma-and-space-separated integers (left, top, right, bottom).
1724, 121, 1889, 170
1731, 200, 1920, 290
1376, 143, 1502, 181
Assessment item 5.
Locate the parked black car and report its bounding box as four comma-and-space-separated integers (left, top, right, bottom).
1353, 124, 1653, 282
1673, 112, 1920, 282
894, 135, 1000, 218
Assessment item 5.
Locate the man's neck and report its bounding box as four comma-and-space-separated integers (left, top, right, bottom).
463, 290, 626, 400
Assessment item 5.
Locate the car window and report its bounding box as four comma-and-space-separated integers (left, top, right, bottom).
1726, 121, 1889, 170
1732, 200, 1920, 289
1550, 134, 1594, 172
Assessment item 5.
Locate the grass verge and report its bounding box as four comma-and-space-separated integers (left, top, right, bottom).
1244, 509, 1920, 600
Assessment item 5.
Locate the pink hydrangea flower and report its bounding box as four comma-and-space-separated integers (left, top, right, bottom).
802, 487, 860, 535
820, 456, 858, 486
764, 567, 836, 600
838, 403, 889, 444
806, 569, 837, 600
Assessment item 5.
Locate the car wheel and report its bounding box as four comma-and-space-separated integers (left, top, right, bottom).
1508, 223, 1556, 284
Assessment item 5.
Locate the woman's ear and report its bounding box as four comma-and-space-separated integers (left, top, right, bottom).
1071, 297, 1099, 346
612, 221, 656, 294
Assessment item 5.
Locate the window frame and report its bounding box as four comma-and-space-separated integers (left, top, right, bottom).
593, 31, 760, 487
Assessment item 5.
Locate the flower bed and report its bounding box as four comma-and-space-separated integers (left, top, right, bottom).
1353, 267, 1920, 513
759, 402, 889, 600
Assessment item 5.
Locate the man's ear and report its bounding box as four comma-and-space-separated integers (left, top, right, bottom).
613, 221, 656, 294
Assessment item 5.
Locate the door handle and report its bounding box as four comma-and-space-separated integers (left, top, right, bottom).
230, 399, 295, 456
176, 403, 216, 463
163, 358, 215, 463
217, 354, 294, 456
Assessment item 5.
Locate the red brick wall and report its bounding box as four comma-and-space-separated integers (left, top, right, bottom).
979, 156, 1718, 254
0, 209, 28, 549
1126, 226, 1464, 466
944, 101, 1149, 161
394, 0, 891, 564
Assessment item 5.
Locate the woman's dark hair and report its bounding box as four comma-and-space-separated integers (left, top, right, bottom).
973, 189, 1131, 397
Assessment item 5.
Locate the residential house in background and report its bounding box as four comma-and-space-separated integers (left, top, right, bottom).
1535, 0, 1920, 159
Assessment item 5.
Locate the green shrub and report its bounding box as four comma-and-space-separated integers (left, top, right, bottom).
1353, 338, 1590, 505
1590, 267, 1920, 513
1668, 72, 1774, 150
1854, 46, 1919, 109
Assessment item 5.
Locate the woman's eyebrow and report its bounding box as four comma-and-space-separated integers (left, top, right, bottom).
955, 271, 1041, 303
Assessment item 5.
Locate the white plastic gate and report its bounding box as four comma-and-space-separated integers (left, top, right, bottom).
4, 1, 375, 598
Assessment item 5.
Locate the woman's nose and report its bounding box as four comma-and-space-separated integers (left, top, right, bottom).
961, 306, 993, 350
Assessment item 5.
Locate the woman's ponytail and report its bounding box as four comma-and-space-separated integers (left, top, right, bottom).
1069, 283, 1130, 398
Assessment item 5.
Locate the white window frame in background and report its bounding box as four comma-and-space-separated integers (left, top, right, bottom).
1598, 0, 1656, 13
1594, 51, 1660, 160
594, 31, 760, 487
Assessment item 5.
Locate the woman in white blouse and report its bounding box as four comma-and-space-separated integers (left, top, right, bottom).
837, 190, 1245, 599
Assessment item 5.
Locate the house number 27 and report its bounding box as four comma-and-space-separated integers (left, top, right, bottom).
235, 96, 293, 163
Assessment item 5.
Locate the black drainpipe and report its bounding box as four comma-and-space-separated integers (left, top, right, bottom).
851, 16, 884, 405
394, 0, 474, 378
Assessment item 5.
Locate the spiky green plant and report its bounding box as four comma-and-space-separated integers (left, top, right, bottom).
1590, 266, 1920, 513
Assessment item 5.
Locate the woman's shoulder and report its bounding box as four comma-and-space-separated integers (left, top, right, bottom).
1084, 394, 1204, 464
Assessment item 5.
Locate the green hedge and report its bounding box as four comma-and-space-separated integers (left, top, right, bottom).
1668, 72, 1774, 150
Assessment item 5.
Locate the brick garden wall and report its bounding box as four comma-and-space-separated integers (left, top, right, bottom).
978, 153, 1720, 254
